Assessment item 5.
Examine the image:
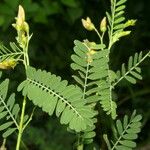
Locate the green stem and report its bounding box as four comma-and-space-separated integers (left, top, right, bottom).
16, 96, 27, 150
76, 133, 84, 150
77, 144, 83, 150
16, 34, 30, 150
94, 28, 101, 40
108, 0, 116, 50
22, 107, 36, 131
82, 62, 90, 100
112, 51, 150, 88
1, 139, 6, 149
24, 35, 30, 67
94, 27, 105, 46
111, 120, 131, 150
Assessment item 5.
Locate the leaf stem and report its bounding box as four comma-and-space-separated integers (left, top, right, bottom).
112, 51, 150, 88
22, 107, 36, 131
0, 96, 19, 129
1, 139, 6, 149
94, 28, 101, 40
16, 34, 30, 150
108, 0, 116, 50
76, 134, 83, 150
82, 62, 90, 100
111, 119, 132, 150
77, 144, 83, 150
16, 96, 27, 150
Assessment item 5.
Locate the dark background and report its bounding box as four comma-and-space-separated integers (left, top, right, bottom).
0, 0, 150, 149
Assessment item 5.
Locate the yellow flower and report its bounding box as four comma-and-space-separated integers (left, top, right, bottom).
17, 5, 25, 28
81, 17, 95, 31
0, 59, 18, 70
12, 5, 29, 48
100, 17, 107, 32
12, 5, 25, 31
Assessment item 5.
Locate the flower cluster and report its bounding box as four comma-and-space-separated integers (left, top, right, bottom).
12, 5, 29, 49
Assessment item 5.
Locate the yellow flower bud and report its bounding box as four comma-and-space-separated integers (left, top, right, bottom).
23, 22, 29, 34
12, 5, 30, 48
81, 17, 95, 31
16, 5, 25, 28
0, 59, 18, 70
90, 49, 96, 55
100, 17, 107, 32
89, 42, 96, 47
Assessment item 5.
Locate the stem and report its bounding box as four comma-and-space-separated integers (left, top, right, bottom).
108, 0, 116, 50
22, 107, 36, 131
76, 134, 83, 150
16, 96, 27, 150
82, 62, 90, 100
111, 120, 131, 150
94, 28, 101, 40
24, 35, 30, 67
1, 139, 6, 149
0, 97, 19, 129
16, 34, 30, 150
112, 51, 150, 88
94, 27, 105, 46
77, 144, 83, 150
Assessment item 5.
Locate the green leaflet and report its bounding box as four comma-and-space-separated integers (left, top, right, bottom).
3, 128, 17, 138
104, 110, 142, 150
0, 79, 19, 138
18, 66, 96, 132
116, 0, 127, 6
103, 134, 111, 150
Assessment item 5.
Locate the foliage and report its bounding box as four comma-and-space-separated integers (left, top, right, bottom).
114, 51, 150, 85
0, 79, 20, 138
18, 66, 96, 132
0, 0, 149, 150
71, 40, 117, 120
104, 110, 142, 150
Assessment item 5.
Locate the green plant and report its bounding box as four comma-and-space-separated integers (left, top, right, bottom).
0, 0, 149, 149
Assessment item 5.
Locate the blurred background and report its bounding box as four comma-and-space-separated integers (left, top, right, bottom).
0, 0, 150, 149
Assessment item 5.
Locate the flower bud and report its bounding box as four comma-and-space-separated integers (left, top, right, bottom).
81, 17, 95, 31
89, 42, 96, 47
23, 22, 29, 34
12, 5, 30, 48
100, 17, 107, 32
0, 59, 18, 69
16, 5, 25, 30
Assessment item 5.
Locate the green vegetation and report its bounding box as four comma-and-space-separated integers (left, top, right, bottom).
0, 0, 149, 149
